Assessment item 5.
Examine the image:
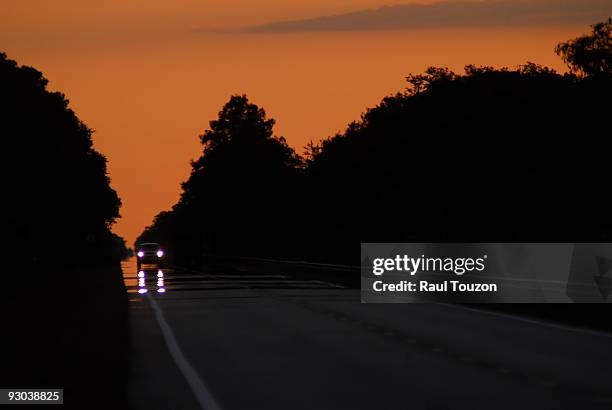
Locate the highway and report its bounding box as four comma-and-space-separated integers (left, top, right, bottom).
123, 262, 612, 410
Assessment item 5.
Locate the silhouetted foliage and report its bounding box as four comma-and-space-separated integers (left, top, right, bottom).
556, 18, 611, 77
308, 62, 610, 261
138, 95, 303, 264
110, 233, 133, 261
0, 52, 121, 273
140, 23, 612, 266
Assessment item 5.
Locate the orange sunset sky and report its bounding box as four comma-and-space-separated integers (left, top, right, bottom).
2, 1, 606, 243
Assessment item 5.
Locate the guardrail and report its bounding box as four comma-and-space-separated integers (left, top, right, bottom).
208, 254, 360, 271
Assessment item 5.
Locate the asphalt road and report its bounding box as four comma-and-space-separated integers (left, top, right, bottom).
123, 262, 612, 410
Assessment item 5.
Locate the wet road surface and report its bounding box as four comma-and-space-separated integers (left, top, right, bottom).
124, 262, 612, 410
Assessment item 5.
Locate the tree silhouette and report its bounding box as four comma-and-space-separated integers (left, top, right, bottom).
304, 59, 611, 262
140, 22, 612, 266
555, 18, 611, 77
139, 95, 302, 263
0, 52, 121, 273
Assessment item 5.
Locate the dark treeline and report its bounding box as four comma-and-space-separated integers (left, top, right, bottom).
138, 20, 611, 266
139, 96, 304, 265
0, 52, 126, 276
1, 53, 129, 407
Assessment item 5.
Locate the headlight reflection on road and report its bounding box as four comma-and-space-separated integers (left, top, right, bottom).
138, 270, 147, 295
157, 270, 165, 293
135, 269, 167, 295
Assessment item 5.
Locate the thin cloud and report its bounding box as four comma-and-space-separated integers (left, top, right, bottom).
249, 0, 612, 32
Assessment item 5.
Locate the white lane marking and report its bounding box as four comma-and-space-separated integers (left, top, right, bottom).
439, 303, 612, 340
146, 293, 222, 410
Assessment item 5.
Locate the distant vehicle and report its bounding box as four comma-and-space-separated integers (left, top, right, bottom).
136, 242, 165, 270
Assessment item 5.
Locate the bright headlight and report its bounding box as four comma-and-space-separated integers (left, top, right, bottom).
137, 251, 144, 258
156, 250, 164, 258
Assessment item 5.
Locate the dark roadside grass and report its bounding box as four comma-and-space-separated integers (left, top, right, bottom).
0, 263, 129, 408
